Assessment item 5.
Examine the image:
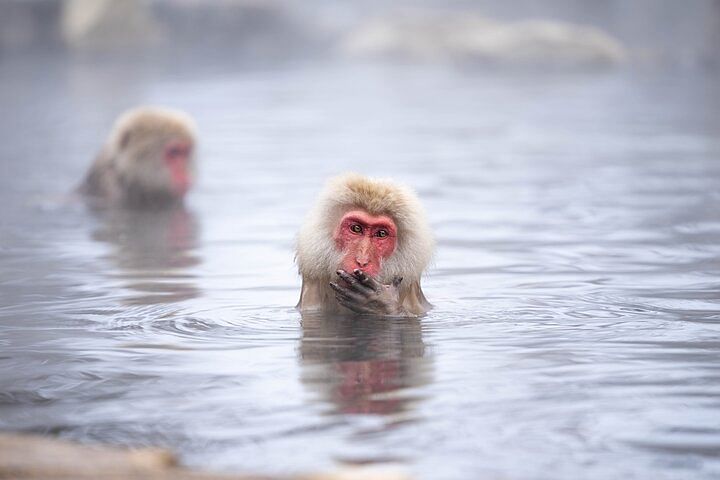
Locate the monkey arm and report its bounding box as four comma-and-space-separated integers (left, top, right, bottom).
329, 269, 413, 317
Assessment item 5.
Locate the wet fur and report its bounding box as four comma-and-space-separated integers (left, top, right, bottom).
78, 106, 197, 208
296, 173, 434, 316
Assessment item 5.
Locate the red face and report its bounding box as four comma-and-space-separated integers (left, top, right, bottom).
334, 210, 397, 278
164, 140, 193, 196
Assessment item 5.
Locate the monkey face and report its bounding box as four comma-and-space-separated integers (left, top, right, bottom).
163, 139, 193, 196
334, 209, 397, 278
116, 136, 195, 203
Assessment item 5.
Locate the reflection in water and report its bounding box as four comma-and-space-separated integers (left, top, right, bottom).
90, 206, 201, 305
300, 313, 430, 416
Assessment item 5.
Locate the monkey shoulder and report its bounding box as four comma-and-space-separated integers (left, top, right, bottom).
401, 281, 433, 316
78, 146, 120, 202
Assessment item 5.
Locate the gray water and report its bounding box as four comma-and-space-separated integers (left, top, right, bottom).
1, 55, 720, 480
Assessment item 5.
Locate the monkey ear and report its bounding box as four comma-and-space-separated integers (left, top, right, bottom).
119, 131, 132, 150
392, 277, 403, 287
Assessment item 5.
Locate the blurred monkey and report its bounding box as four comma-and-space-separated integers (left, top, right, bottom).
296, 173, 434, 317
79, 107, 197, 208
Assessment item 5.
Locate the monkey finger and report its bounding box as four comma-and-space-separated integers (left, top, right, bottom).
353, 269, 383, 292
330, 282, 365, 303
336, 270, 374, 295
336, 295, 373, 315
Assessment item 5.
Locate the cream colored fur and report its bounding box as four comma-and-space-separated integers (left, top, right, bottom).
296, 173, 434, 315
81, 106, 197, 206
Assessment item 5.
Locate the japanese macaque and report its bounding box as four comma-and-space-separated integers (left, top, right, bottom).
296, 173, 434, 317
78, 107, 197, 208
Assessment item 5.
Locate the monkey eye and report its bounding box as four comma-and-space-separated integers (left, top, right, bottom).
376, 229, 388, 238
350, 224, 363, 234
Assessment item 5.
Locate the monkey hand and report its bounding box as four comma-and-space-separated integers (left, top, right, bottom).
330, 269, 410, 317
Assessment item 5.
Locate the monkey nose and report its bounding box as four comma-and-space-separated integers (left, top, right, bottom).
355, 257, 370, 268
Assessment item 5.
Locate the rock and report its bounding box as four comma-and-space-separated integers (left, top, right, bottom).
0, 433, 411, 480
60, 0, 162, 52
307, 466, 410, 480
342, 11, 627, 68
0, 433, 176, 478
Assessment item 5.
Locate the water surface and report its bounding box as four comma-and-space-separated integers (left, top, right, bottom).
1, 56, 720, 479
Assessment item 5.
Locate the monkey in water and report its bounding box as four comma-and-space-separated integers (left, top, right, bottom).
78, 107, 197, 208
296, 173, 434, 317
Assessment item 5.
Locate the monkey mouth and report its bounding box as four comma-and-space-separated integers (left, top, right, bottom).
171, 180, 191, 197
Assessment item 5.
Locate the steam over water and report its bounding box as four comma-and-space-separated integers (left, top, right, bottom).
1, 53, 720, 479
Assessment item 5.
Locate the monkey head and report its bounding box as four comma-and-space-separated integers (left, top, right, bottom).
297, 173, 434, 286
110, 107, 197, 204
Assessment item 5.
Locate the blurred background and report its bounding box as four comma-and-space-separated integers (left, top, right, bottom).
1, 0, 720, 68
1, 1, 720, 480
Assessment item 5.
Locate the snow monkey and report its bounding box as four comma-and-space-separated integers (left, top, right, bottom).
78, 107, 197, 208
296, 173, 434, 317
